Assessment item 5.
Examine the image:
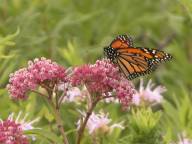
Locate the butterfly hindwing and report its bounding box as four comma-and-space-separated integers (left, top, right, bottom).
116, 47, 172, 80
117, 50, 157, 80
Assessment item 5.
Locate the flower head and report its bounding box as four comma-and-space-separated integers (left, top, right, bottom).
71, 59, 120, 94
77, 111, 124, 135
132, 79, 166, 106
71, 59, 135, 108
115, 78, 135, 109
0, 112, 39, 144
7, 57, 67, 100
7, 68, 36, 99
28, 57, 67, 83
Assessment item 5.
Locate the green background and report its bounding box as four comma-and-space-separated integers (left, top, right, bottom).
0, 0, 192, 143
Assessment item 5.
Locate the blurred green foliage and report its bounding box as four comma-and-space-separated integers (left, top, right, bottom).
0, 0, 192, 143
119, 108, 162, 144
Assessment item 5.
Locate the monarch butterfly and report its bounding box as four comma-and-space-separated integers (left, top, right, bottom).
104, 35, 172, 80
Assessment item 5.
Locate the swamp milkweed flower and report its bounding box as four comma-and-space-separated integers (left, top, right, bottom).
27, 57, 67, 83
132, 79, 166, 106
77, 111, 124, 135
7, 57, 68, 100
71, 59, 135, 108
7, 68, 36, 100
0, 112, 39, 144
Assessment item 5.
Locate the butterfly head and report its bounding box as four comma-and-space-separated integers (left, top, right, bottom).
103, 47, 109, 56
104, 47, 118, 62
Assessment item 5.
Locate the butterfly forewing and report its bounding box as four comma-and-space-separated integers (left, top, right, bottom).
110, 35, 133, 49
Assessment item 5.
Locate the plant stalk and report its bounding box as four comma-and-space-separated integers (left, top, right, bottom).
47, 94, 69, 144
76, 100, 98, 144
32, 90, 69, 144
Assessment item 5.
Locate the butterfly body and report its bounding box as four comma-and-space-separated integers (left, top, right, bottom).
104, 47, 119, 62
104, 35, 172, 80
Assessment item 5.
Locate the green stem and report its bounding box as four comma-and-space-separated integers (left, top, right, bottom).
32, 90, 69, 144
47, 98, 69, 144
76, 100, 98, 144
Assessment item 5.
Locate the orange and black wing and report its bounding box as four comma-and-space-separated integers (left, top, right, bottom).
116, 47, 172, 80
110, 35, 133, 49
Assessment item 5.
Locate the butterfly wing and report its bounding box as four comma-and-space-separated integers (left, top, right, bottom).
116, 47, 172, 80
110, 35, 133, 49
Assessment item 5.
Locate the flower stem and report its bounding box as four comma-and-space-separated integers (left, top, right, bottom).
32, 90, 69, 144
50, 100, 69, 144
46, 93, 69, 144
76, 100, 98, 144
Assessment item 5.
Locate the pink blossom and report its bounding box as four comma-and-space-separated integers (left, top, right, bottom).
7, 57, 67, 100
77, 111, 124, 134
132, 93, 140, 106
64, 87, 87, 102
57, 82, 88, 103
27, 57, 67, 83
0, 112, 39, 144
0, 120, 29, 144
71, 59, 120, 94
71, 59, 135, 108
7, 68, 36, 99
115, 78, 135, 109
132, 79, 166, 105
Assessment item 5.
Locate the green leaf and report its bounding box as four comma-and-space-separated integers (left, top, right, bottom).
125, 108, 162, 144
0, 28, 20, 49
24, 129, 63, 143
178, 0, 192, 20
59, 41, 84, 65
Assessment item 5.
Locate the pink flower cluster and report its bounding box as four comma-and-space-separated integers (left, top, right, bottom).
71, 59, 120, 93
27, 58, 67, 83
0, 120, 29, 144
71, 59, 135, 108
7, 58, 135, 108
7, 57, 67, 100
116, 79, 135, 108
7, 68, 36, 100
